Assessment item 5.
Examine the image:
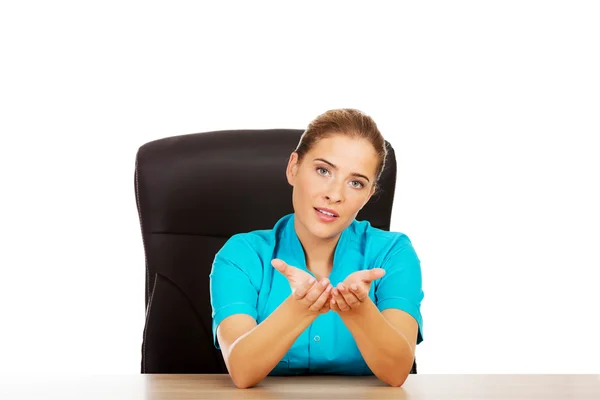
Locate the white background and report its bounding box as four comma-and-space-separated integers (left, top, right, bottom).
1, 1, 598, 375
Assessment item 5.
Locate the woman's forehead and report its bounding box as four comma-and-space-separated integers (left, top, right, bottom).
307, 136, 378, 174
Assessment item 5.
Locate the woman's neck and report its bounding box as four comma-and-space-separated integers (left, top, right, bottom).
294, 216, 340, 279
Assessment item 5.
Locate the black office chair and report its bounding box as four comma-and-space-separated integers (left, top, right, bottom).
134, 128, 417, 374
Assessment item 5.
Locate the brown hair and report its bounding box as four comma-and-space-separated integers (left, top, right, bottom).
294, 108, 388, 191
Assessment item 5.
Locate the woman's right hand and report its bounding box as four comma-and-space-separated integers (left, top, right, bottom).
291, 275, 332, 314
271, 259, 332, 314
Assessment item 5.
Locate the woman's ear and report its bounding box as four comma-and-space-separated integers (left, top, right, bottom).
286, 152, 299, 186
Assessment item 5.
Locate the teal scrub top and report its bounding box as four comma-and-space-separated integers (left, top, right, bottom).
209, 213, 424, 376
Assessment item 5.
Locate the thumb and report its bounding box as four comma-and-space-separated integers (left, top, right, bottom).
271, 259, 290, 276
360, 268, 386, 282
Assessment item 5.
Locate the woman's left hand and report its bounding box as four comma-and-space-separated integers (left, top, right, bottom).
330, 268, 385, 313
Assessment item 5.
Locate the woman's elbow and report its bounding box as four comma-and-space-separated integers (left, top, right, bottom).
231, 376, 256, 389
377, 366, 410, 387
386, 376, 407, 387
379, 355, 413, 387
227, 365, 263, 389
225, 349, 265, 388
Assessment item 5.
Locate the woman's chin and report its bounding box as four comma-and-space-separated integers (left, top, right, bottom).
295, 208, 346, 240
308, 221, 343, 240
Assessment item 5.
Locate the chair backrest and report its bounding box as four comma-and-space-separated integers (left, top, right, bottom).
134, 128, 416, 374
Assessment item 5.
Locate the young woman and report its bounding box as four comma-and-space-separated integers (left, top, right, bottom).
209, 109, 424, 388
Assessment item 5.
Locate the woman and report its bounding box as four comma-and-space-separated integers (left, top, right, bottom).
209, 109, 424, 388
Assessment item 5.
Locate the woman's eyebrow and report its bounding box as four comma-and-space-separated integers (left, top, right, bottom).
313, 158, 370, 182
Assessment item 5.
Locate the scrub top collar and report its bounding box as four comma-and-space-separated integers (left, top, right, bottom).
281, 213, 352, 282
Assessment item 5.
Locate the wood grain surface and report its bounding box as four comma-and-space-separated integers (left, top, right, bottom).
0, 373, 599, 399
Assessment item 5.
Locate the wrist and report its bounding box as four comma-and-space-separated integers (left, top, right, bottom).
338, 308, 362, 322
284, 294, 321, 321
339, 296, 374, 321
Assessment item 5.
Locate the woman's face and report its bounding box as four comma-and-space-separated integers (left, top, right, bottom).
286, 134, 379, 240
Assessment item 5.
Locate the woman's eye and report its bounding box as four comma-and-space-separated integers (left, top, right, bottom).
316, 167, 329, 176
350, 181, 364, 189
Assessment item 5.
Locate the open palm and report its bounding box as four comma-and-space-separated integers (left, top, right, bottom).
341, 268, 386, 293
271, 259, 314, 292
329, 268, 386, 313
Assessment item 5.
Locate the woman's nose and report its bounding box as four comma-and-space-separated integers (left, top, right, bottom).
324, 182, 344, 203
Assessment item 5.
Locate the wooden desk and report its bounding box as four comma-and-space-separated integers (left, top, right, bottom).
0, 374, 598, 399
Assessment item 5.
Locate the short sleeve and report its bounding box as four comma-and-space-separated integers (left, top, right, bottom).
375, 237, 425, 344
209, 234, 263, 349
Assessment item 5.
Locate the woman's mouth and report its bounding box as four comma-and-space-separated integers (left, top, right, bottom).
314, 207, 339, 222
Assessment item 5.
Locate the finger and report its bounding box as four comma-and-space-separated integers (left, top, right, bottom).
310, 284, 332, 312
332, 287, 350, 311
352, 268, 386, 283
330, 297, 342, 313
271, 259, 290, 275
318, 288, 332, 313
338, 283, 360, 309
293, 277, 316, 299
319, 297, 331, 313
349, 283, 368, 302
304, 278, 330, 304
364, 268, 386, 282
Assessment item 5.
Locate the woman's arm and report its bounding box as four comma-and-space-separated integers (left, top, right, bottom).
330, 240, 424, 386
338, 298, 418, 387
217, 278, 332, 388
